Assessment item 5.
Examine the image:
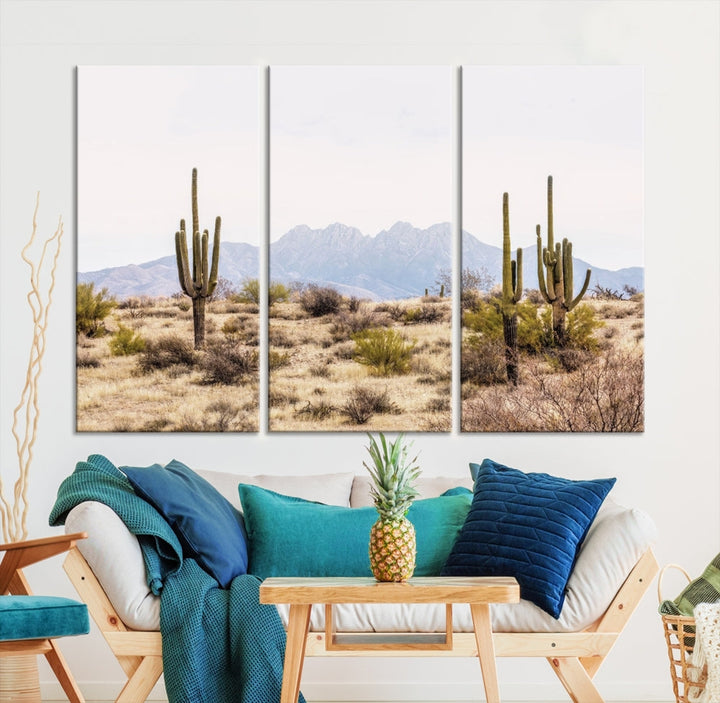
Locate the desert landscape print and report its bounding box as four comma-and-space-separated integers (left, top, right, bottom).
461, 66, 644, 432
77, 66, 260, 432
269, 66, 453, 432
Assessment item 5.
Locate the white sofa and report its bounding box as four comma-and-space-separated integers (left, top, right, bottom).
63, 469, 658, 703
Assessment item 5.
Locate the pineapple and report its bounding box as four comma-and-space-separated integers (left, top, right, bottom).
364, 433, 422, 582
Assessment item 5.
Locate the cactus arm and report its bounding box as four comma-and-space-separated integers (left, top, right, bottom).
191, 167, 199, 240
513, 246, 523, 303
536, 226, 554, 303
200, 231, 209, 296
207, 216, 221, 297
546, 175, 555, 292
502, 193, 513, 303
562, 238, 573, 303
175, 223, 193, 296
569, 268, 592, 310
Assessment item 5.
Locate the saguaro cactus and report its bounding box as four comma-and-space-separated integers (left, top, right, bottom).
501, 192, 523, 386
175, 168, 221, 349
536, 175, 591, 347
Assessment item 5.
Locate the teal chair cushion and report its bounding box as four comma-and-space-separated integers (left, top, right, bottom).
0, 595, 90, 642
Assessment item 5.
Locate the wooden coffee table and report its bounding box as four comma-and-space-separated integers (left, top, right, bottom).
260, 575, 520, 703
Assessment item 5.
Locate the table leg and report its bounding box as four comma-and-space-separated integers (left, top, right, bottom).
470, 603, 501, 703
281, 603, 312, 703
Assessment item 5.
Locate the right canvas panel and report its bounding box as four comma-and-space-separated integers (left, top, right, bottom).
461, 66, 644, 432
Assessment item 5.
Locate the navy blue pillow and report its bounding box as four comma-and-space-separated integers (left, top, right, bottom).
442, 458, 615, 618
122, 459, 248, 587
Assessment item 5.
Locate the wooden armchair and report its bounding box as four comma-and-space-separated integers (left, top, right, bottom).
0, 533, 89, 703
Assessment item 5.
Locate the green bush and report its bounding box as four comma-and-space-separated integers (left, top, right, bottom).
76, 282, 117, 337
109, 324, 145, 356
463, 300, 503, 340
566, 304, 605, 350
352, 328, 415, 376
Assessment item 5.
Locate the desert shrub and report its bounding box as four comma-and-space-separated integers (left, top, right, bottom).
462, 350, 644, 432
426, 396, 450, 413
566, 304, 605, 351
463, 300, 503, 340
268, 350, 291, 370
333, 342, 356, 360
138, 334, 196, 373
76, 350, 101, 368
209, 276, 237, 302
269, 326, 295, 348
347, 296, 361, 313
221, 316, 244, 336
296, 400, 335, 420
298, 285, 342, 317
200, 340, 258, 385
76, 282, 117, 337
109, 324, 146, 356
176, 300, 191, 312
269, 282, 291, 306
234, 278, 261, 305
175, 401, 254, 432
523, 288, 545, 305
341, 386, 400, 424
461, 337, 506, 385
516, 301, 552, 352
329, 310, 378, 342
309, 363, 332, 378
374, 301, 406, 321
352, 328, 415, 376
403, 305, 444, 324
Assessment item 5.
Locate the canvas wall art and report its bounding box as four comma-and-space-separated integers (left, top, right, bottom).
461, 66, 644, 432
77, 66, 260, 432
269, 66, 452, 432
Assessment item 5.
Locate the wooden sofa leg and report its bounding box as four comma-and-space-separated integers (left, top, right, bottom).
45, 640, 86, 703
548, 656, 604, 703
115, 655, 163, 703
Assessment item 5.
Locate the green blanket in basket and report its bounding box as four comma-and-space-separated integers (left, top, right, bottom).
659, 553, 720, 617
49, 453, 303, 703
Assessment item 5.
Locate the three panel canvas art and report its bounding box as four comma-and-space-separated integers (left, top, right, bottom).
76, 66, 643, 433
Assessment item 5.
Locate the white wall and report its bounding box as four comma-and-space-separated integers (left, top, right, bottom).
1, 1, 718, 700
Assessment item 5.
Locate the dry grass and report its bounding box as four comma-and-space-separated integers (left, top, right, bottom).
269, 297, 451, 432
461, 297, 644, 432
77, 298, 259, 432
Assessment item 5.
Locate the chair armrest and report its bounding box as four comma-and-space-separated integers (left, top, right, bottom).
1, 532, 87, 592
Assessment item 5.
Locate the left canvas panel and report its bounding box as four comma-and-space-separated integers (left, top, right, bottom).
77, 66, 260, 432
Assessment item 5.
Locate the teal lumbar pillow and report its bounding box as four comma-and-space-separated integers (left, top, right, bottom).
237, 484, 471, 580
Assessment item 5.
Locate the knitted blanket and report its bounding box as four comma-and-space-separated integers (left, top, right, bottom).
50, 454, 303, 703
688, 603, 720, 703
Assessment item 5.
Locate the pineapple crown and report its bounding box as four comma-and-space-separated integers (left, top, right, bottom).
364, 432, 421, 521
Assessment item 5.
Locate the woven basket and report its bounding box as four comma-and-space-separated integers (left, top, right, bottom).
659, 564, 708, 703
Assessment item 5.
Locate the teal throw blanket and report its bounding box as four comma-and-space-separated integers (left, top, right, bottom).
49, 454, 304, 703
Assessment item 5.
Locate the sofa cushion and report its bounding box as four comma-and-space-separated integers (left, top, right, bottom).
122, 459, 248, 588
238, 484, 472, 580
0, 595, 90, 642
350, 474, 473, 508
199, 470, 355, 510
442, 458, 616, 618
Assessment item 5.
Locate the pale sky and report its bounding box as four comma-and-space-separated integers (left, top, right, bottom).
78, 66, 259, 272
463, 66, 643, 271
270, 66, 452, 241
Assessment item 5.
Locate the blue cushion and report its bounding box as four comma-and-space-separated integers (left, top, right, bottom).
441, 458, 615, 618
122, 459, 248, 587
238, 484, 472, 580
0, 596, 89, 642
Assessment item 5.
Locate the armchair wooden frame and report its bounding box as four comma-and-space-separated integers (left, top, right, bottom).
0, 532, 88, 703
63, 546, 658, 703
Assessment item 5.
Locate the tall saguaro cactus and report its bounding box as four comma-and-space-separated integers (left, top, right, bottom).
536, 175, 591, 347
501, 192, 523, 386
175, 168, 221, 349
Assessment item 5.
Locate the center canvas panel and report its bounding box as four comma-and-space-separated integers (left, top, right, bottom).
269, 66, 452, 432
77, 66, 260, 432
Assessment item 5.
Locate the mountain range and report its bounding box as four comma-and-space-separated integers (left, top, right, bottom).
78, 221, 644, 301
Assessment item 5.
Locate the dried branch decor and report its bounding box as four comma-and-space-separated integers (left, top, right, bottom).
0, 194, 63, 542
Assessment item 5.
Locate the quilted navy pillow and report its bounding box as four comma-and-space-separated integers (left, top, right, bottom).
442, 458, 615, 618
122, 459, 248, 588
